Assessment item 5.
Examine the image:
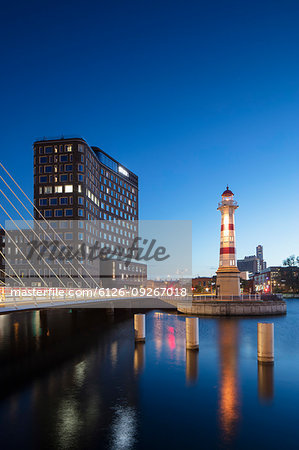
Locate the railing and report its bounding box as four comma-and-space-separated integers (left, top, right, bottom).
217, 200, 238, 208
193, 294, 261, 302
0, 287, 193, 311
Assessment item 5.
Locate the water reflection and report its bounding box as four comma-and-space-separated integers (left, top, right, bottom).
258, 363, 274, 402
186, 349, 199, 385
134, 343, 145, 375
0, 307, 295, 450
218, 320, 240, 442
110, 405, 137, 450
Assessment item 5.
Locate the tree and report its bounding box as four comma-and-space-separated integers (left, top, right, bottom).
283, 255, 298, 267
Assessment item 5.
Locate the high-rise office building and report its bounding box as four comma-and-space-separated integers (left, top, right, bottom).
34, 137, 138, 221
256, 245, 267, 270
32, 137, 146, 288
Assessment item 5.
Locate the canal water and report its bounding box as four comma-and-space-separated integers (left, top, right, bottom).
0, 300, 299, 449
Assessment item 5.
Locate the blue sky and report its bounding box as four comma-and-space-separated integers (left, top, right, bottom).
0, 0, 298, 275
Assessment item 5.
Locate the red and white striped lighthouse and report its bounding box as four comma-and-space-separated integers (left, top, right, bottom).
216, 186, 241, 297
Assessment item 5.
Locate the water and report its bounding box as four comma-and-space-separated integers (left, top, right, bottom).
1, 301, 299, 449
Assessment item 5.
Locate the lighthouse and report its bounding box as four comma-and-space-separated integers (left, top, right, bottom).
216, 186, 241, 297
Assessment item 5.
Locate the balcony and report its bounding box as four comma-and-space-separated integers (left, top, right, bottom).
218, 200, 238, 208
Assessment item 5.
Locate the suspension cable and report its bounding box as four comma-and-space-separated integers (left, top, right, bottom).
0, 189, 78, 287
0, 166, 100, 288
0, 223, 48, 287
0, 199, 66, 287
0, 250, 24, 286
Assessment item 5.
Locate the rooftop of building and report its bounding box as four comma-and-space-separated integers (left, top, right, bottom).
33, 136, 138, 185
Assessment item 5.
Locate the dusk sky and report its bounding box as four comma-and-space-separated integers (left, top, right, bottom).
0, 0, 298, 275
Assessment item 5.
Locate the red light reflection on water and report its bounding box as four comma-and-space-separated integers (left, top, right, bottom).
168, 326, 176, 351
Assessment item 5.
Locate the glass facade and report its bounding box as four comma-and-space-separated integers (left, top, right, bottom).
98, 152, 118, 173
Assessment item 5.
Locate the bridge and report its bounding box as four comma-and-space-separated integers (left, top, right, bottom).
0, 287, 192, 313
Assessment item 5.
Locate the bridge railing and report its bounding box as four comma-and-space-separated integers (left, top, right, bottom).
192, 294, 261, 302
0, 287, 193, 310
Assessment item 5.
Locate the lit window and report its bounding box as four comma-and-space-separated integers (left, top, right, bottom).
66, 145, 72, 152
44, 186, 52, 194
65, 185, 73, 193
55, 186, 63, 193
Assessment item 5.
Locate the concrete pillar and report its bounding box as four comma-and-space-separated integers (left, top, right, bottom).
134, 314, 145, 342
257, 323, 274, 364
186, 317, 199, 350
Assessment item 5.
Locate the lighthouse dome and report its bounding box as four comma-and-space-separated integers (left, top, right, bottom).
222, 185, 234, 197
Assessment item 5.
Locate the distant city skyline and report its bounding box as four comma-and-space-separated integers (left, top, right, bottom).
0, 0, 298, 276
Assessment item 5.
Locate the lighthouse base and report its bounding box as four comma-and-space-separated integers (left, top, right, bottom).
216, 267, 241, 297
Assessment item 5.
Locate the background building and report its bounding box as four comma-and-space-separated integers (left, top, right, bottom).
254, 266, 299, 294
192, 276, 214, 294
237, 244, 267, 276
237, 255, 260, 275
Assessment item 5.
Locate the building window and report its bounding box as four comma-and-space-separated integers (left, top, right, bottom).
59, 174, 68, 182
49, 198, 58, 206
45, 146, 53, 154
65, 232, 73, 240
78, 232, 84, 240
78, 197, 84, 205
65, 209, 73, 216
39, 156, 48, 164
78, 209, 84, 217
78, 164, 84, 172
44, 186, 52, 194
39, 198, 47, 206
78, 174, 84, 182
39, 176, 47, 183
65, 164, 73, 171
60, 155, 68, 162
55, 186, 63, 193
65, 145, 72, 152
45, 210, 52, 218
65, 185, 73, 193
60, 221, 68, 228
60, 197, 68, 205
54, 210, 63, 217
